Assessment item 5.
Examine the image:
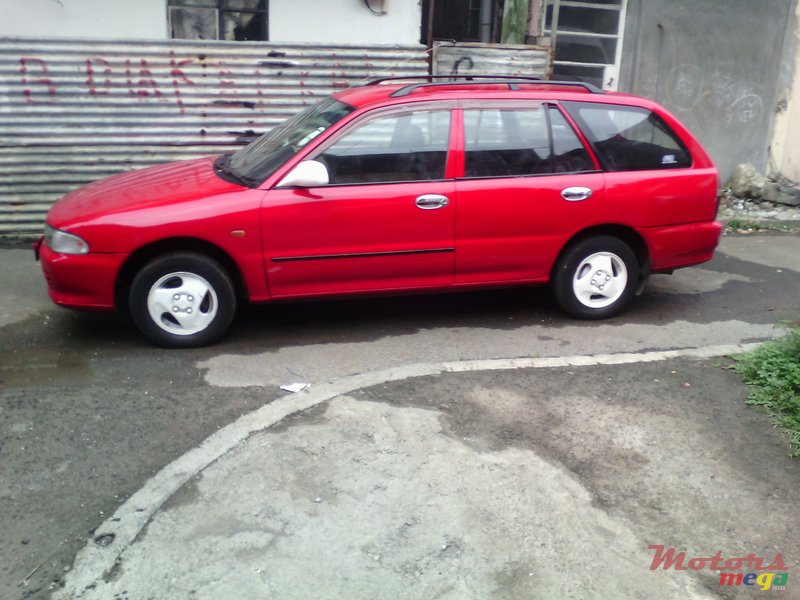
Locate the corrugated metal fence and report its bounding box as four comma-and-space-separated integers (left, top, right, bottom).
432, 42, 551, 79
0, 38, 429, 238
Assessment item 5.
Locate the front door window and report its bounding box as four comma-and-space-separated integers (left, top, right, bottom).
316, 110, 451, 184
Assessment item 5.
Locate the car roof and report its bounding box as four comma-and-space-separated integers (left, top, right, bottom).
333, 78, 658, 112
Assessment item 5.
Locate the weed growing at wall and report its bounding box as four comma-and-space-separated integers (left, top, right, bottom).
735, 326, 800, 456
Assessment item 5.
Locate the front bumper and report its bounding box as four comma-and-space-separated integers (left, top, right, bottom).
38, 241, 126, 310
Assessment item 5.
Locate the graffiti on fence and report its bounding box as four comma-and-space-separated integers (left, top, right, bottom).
15, 51, 356, 113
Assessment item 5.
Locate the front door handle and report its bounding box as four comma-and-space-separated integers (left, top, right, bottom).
561, 187, 593, 202
416, 194, 450, 210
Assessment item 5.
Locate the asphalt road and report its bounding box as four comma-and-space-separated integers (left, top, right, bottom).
1, 234, 799, 599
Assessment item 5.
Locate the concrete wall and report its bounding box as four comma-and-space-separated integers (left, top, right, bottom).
270, 0, 422, 44
0, 0, 167, 39
620, 0, 796, 182
0, 0, 422, 46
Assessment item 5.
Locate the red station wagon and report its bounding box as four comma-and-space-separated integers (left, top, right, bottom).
36, 76, 723, 347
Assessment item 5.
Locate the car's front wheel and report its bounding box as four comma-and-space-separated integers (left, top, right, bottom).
129, 253, 236, 347
552, 236, 638, 319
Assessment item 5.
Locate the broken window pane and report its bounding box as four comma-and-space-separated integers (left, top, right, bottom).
170, 7, 218, 39
222, 11, 265, 41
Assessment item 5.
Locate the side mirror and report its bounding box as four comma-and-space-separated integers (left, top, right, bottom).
276, 160, 329, 188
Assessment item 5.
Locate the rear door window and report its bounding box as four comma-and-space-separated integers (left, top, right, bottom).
463, 107, 551, 177
462, 105, 594, 178
563, 102, 691, 171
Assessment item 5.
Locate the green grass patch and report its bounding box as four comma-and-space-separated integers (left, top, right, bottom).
723, 220, 799, 234
734, 327, 800, 456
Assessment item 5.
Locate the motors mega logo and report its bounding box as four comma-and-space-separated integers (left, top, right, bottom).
648, 545, 789, 591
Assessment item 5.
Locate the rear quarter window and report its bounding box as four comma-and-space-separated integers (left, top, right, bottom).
563, 101, 691, 172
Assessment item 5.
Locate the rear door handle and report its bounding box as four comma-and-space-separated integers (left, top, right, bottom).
416, 194, 450, 210
561, 187, 593, 202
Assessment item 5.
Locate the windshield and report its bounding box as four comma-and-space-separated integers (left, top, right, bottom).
229, 97, 355, 184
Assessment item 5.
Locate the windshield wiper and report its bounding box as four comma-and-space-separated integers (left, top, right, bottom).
213, 154, 259, 188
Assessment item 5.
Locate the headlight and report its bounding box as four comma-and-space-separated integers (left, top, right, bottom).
44, 225, 90, 254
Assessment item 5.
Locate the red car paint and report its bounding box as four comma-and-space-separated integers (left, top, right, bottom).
39, 79, 723, 340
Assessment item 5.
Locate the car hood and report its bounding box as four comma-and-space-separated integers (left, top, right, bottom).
48, 156, 247, 228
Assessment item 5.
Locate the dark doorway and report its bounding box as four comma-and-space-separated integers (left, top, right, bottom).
421, 0, 503, 45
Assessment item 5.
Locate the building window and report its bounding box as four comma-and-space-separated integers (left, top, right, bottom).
543, 0, 627, 90
169, 0, 268, 41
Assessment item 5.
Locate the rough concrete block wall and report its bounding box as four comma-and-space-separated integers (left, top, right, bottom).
620, 0, 795, 181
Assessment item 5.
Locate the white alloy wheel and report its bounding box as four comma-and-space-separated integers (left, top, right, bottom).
147, 271, 219, 336
130, 252, 236, 347
571, 251, 628, 309
552, 235, 639, 320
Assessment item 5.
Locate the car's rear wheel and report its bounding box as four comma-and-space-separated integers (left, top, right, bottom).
129, 253, 236, 347
552, 236, 638, 319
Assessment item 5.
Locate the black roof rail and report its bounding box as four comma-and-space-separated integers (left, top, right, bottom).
364, 75, 603, 97
366, 74, 542, 86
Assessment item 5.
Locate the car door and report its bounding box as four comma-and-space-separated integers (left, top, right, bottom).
561, 100, 719, 228
454, 102, 605, 284
262, 106, 456, 298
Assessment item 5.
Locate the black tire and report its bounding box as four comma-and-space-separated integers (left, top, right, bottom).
552, 236, 638, 320
129, 253, 236, 348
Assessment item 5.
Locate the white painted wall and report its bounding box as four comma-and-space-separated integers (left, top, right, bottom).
269, 0, 422, 45
0, 0, 421, 45
0, 0, 168, 40
772, 3, 800, 181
